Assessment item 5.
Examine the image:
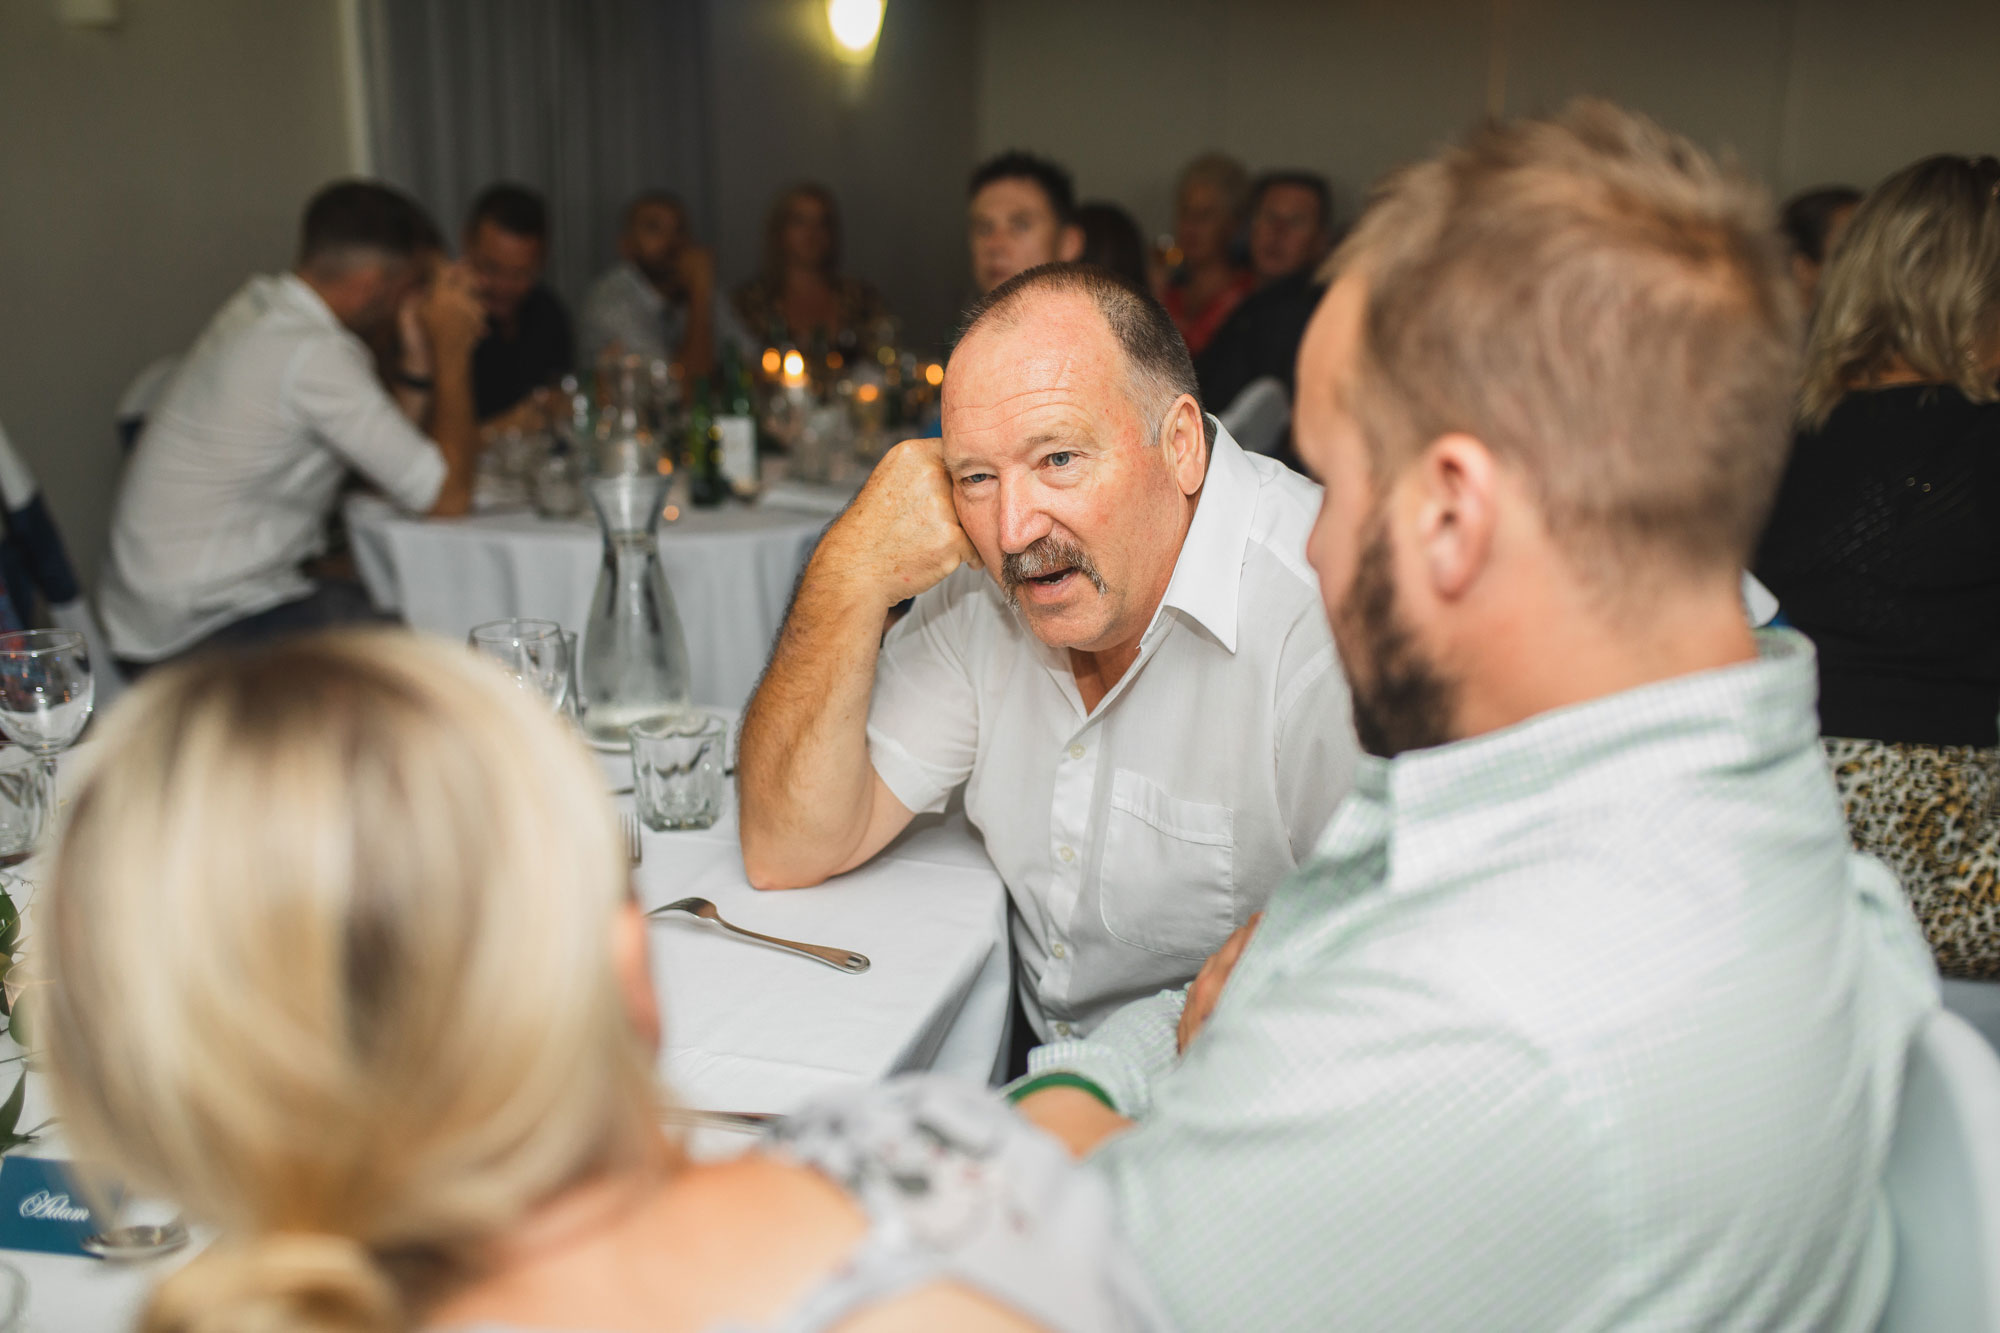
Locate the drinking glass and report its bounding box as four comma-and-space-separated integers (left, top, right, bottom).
467, 619, 570, 712
0, 1258, 25, 1330
630, 712, 727, 831
0, 629, 93, 818
0, 750, 46, 867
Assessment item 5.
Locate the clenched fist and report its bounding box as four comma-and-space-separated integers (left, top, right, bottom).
819, 438, 982, 610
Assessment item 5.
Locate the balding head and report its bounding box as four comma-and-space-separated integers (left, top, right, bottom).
940, 265, 1210, 657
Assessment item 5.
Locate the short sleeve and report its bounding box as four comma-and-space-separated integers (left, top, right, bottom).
865, 569, 985, 815
285, 336, 446, 513
767, 1075, 1176, 1333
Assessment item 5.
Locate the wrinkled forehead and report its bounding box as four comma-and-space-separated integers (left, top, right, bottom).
943, 296, 1141, 461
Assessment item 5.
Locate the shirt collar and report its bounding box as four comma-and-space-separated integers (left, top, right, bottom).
277, 272, 343, 331
1332, 628, 1824, 875
618, 261, 667, 311
1155, 418, 1260, 653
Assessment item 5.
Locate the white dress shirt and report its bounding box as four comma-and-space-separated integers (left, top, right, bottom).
99, 274, 446, 661
866, 424, 1356, 1040
1034, 630, 1939, 1331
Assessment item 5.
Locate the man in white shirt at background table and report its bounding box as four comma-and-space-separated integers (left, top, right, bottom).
737, 263, 1356, 1065
1013, 101, 1939, 1331
99, 181, 485, 670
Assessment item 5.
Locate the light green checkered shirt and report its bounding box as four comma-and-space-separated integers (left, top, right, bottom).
1030, 629, 1939, 1331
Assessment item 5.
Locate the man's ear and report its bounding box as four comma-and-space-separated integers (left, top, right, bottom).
1058, 223, 1085, 263
1410, 433, 1499, 604
1165, 395, 1208, 498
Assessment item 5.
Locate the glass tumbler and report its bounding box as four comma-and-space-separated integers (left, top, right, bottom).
0, 750, 44, 867
630, 712, 727, 832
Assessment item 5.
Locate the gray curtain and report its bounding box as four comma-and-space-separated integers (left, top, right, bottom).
358, 0, 712, 306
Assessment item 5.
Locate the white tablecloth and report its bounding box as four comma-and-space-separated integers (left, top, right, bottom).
345, 495, 835, 711
3, 745, 1010, 1331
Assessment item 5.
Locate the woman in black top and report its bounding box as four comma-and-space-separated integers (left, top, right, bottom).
1756, 153, 2000, 978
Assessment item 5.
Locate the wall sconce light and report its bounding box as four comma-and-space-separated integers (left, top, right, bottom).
826, 0, 884, 64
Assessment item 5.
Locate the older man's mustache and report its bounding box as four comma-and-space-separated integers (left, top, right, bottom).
1001, 537, 1108, 605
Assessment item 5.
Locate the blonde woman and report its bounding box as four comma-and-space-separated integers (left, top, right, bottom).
38, 632, 1170, 1333
1161, 153, 1253, 358
730, 184, 888, 355
1755, 153, 2000, 977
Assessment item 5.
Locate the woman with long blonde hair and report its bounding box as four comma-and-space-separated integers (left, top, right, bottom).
1756, 153, 2000, 977
37, 631, 1167, 1333
730, 184, 889, 355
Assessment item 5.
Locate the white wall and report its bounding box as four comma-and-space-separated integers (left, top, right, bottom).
702, 0, 980, 352
0, 0, 355, 590
977, 0, 2000, 241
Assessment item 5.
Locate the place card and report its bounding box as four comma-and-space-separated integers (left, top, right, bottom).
0, 1157, 113, 1257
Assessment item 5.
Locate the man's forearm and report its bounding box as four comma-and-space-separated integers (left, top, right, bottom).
737, 548, 889, 887
426, 357, 479, 518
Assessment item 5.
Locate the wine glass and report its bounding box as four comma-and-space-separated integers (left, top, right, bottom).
0, 630, 93, 818
468, 619, 570, 712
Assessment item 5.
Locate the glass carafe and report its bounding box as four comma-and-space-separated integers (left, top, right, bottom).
578, 474, 691, 747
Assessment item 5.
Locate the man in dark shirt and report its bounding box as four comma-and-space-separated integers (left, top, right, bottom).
463, 183, 573, 423
1195, 171, 1336, 469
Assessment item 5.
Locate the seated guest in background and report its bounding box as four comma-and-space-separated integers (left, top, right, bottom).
99, 182, 484, 669
41, 632, 1171, 1333
1780, 183, 1862, 308
463, 182, 573, 423
968, 151, 1085, 296
738, 263, 1355, 1063
579, 188, 719, 379
1017, 102, 1937, 1330
1075, 200, 1154, 293
1195, 171, 1337, 464
734, 183, 890, 355
1757, 154, 2000, 979
1161, 152, 1254, 358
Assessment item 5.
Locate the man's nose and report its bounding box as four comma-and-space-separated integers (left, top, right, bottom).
997, 477, 1053, 554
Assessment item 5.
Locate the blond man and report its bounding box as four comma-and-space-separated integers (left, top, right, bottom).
1017, 102, 1939, 1331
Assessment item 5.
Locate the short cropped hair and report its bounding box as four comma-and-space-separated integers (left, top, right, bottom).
1329, 98, 1801, 583
298, 180, 431, 274
622, 188, 686, 234
957, 262, 1211, 452
969, 151, 1077, 227
1780, 185, 1862, 265
466, 182, 550, 242
1797, 156, 2000, 428
1252, 170, 1334, 233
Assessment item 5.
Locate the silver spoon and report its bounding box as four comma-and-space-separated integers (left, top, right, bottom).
647, 897, 870, 974
82, 1218, 189, 1261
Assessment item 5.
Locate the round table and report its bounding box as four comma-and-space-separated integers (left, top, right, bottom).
0, 744, 1009, 1330
345, 494, 840, 711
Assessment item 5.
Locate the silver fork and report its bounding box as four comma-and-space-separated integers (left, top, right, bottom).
624, 814, 643, 867
647, 897, 870, 974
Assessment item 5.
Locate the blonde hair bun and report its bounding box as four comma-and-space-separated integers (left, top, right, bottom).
142, 1233, 401, 1333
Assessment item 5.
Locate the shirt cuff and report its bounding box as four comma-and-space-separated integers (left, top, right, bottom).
388, 443, 448, 514
1015, 987, 1188, 1119
865, 726, 954, 816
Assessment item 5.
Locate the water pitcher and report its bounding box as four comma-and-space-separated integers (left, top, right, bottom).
578, 474, 691, 747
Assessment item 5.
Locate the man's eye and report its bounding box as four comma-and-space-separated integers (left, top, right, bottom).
1046, 452, 1074, 467
959, 472, 993, 486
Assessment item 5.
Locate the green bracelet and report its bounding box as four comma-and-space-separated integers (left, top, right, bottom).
1007, 1071, 1117, 1111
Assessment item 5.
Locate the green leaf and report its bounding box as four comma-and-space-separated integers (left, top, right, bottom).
6, 993, 30, 1054
0, 891, 21, 961
0, 1074, 27, 1145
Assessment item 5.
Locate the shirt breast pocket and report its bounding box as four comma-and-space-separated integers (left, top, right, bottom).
1098, 768, 1237, 960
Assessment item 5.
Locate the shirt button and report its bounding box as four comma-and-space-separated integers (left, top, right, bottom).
1052, 942, 1066, 959
1055, 1021, 1073, 1037
1058, 845, 1075, 863
1068, 743, 1086, 760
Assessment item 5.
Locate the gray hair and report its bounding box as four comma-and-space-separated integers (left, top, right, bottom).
954, 262, 1213, 452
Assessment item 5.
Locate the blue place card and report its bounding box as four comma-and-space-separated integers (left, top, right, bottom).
0, 1157, 112, 1257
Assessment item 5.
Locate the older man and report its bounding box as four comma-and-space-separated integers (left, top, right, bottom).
1016, 103, 1937, 1330
738, 264, 1354, 1051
